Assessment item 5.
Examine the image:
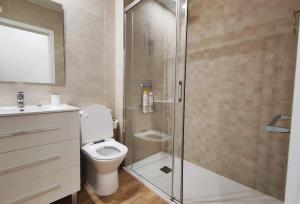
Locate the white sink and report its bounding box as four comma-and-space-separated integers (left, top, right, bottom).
0, 104, 79, 116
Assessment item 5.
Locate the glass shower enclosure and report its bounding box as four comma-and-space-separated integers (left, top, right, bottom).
124, 0, 299, 203
124, 0, 188, 202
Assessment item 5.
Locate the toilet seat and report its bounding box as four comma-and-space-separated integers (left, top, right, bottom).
82, 139, 128, 161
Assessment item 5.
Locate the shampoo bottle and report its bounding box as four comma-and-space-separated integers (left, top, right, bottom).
149, 91, 154, 107
143, 90, 149, 107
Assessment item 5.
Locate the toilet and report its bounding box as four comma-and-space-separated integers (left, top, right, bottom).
80, 104, 128, 196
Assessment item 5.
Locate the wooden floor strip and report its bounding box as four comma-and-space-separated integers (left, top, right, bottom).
52, 169, 168, 204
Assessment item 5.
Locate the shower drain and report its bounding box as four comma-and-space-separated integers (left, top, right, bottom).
160, 166, 172, 174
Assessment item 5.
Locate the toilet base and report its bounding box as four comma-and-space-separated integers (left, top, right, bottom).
86, 164, 119, 196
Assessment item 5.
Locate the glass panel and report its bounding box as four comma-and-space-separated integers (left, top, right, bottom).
173, 0, 188, 203
124, 0, 178, 198
182, 0, 298, 203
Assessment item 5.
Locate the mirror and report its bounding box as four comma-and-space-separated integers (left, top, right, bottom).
0, 0, 64, 85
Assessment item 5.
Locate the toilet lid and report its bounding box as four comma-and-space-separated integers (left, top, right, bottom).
80, 104, 113, 144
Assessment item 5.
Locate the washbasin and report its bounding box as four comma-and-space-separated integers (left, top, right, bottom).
0, 104, 79, 116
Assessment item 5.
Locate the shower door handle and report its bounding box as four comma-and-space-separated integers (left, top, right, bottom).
178, 81, 183, 102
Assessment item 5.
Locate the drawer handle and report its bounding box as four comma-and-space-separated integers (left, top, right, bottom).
0, 126, 60, 139
0, 155, 60, 175
6, 184, 61, 204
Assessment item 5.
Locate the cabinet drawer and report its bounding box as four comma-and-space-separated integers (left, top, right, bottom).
0, 139, 80, 189
0, 111, 80, 153
0, 166, 80, 204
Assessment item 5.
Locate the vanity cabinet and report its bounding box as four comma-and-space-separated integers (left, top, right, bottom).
0, 106, 80, 204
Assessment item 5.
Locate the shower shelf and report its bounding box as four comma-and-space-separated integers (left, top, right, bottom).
139, 105, 156, 114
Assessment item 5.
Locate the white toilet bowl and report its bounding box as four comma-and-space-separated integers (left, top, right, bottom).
82, 139, 127, 196
80, 105, 128, 196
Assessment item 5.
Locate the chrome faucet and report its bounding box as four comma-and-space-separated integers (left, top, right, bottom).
17, 91, 24, 109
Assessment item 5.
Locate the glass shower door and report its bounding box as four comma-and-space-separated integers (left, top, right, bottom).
124, 0, 187, 202
181, 0, 298, 203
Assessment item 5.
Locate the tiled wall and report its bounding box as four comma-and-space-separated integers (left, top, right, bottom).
182, 0, 299, 199
0, 0, 115, 111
